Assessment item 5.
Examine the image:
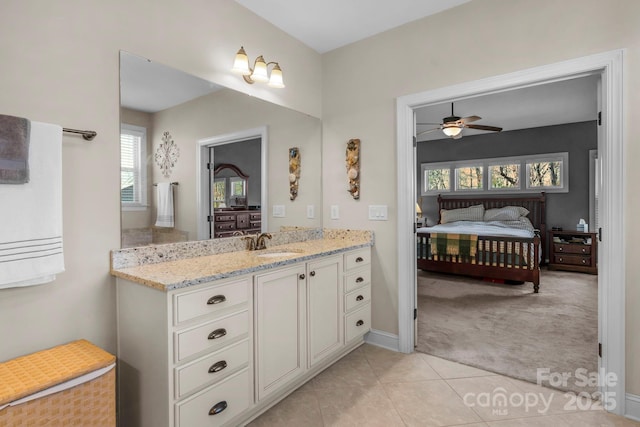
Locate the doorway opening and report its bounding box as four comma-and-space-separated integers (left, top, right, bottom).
396, 50, 625, 415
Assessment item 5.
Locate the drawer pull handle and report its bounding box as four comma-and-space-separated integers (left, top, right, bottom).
355, 257, 364, 263
582, 248, 586, 253
356, 320, 364, 327
356, 277, 364, 283
582, 259, 586, 264
208, 360, 228, 373
310, 271, 316, 277
558, 247, 563, 251
208, 328, 227, 340
207, 295, 226, 305
559, 257, 563, 262
356, 295, 364, 301
299, 273, 306, 280
209, 401, 228, 416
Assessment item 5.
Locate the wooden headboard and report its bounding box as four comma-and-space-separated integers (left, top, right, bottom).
437, 192, 547, 260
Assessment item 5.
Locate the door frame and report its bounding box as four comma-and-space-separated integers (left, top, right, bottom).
396, 50, 625, 414
196, 126, 268, 240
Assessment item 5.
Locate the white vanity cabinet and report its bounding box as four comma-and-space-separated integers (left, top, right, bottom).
115, 246, 371, 427
116, 276, 252, 427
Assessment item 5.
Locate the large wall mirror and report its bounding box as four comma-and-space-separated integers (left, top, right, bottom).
119, 51, 323, 248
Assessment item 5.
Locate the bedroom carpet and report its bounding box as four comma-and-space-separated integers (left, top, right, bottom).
416, 268, 598, 395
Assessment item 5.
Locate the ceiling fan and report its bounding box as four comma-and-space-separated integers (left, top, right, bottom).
417, 103, 502, 140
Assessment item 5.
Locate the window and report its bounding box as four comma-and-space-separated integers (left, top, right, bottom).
424, 166, 451, 192
455, 166, 483, 191
421, 152, 568, 195
120, 124, 147, 210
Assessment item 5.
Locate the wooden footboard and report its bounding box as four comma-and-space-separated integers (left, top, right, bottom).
417, 232, 541, 293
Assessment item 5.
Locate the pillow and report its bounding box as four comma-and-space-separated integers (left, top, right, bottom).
440, 204, 484, 224
484, 206, 530, 221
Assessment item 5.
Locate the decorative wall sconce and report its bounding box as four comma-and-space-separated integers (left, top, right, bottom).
289, 147, 300, 200
231, 46, 285, 88
346, 139, 360, 200
155, 131, 180, 178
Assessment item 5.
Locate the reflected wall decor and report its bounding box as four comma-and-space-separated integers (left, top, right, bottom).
155, 131, 180, 178
289, 147, 300, 200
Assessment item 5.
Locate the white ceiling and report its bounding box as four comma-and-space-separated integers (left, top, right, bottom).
233, 0, 471, 53
415, 75, 599, 142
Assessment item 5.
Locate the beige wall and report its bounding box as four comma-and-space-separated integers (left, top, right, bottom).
321, 0, 640, 394
0, 0, 321, 361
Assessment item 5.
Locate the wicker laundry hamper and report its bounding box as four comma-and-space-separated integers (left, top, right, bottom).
0, 339, 115, 426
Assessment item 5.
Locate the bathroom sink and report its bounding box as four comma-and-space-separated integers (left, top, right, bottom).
255, 250, 303, 258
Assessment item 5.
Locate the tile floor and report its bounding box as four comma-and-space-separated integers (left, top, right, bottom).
248, 344, 639, 426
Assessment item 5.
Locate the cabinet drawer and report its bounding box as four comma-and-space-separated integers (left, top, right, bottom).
176, 310, 249, 362
344, 269, 371, 293
250, 212, 261, 220
236, 213, 250, 229
554, 243, 591, 255
344, 248, 371, 271
174, 278, 250, 325
215, 222, 235, 231
175, 340, 249, 399
215, 215, 235, 222
554, 254, 592, 267
345, 285, 371, 313
345, 303, 371, 342
176, 368, 250, 427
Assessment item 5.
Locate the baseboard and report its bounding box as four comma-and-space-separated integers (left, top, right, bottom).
364, 329, 399, 352
626, 393, 640, 421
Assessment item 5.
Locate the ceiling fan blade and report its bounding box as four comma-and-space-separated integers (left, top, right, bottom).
416, 127, 442, 136
458, 115, 481, 124
416, 122, 443, 126
465, 124, 503, 132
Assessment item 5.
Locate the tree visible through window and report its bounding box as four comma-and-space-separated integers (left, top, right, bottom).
490, 164, 520, 189
528, 160, 562, 188
426, 168, 450, 192
456, 166, 483, 190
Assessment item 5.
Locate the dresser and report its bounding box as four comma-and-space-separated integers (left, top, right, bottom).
547, 230, 597, 274
213, 209, 261, 238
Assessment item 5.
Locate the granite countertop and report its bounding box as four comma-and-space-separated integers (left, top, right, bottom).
111, 234, 372, 291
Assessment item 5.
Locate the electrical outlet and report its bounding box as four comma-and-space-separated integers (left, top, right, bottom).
307, 205, 315, 219
331, 205, 339, 220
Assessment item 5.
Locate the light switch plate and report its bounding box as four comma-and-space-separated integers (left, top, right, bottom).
368, 205, 388, 220
307, 205, 315, 219
273, 205, 286, 218
331, 205, 339, 220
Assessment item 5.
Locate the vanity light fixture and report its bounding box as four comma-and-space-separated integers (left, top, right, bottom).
232, 46, 285, 88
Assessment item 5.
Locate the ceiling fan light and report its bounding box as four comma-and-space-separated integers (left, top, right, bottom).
250, 56, 269, 82
231, 46, 251, 75
442, 126, 462, 137
268, 63, 285, 88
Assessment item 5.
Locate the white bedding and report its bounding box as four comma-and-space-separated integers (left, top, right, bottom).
417, 219, 536, 239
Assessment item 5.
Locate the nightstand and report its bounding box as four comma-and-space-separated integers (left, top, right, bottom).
548, 230, 597, 274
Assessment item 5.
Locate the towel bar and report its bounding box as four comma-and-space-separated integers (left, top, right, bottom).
63, 128, 97, 141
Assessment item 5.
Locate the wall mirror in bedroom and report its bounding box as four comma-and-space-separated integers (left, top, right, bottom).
119, 51, 322, 248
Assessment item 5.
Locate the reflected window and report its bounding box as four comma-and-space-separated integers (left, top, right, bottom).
120, 124, 147, 210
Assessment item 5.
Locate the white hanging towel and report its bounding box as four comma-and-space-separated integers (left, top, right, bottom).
0, 121, 64, 288
155, 182, 174, 228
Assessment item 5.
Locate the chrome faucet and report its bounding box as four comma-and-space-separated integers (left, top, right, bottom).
255, 233, 272, 250
242, 235, 256, 251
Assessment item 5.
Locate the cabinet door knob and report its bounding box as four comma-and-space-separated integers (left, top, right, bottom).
356, 277, 364, 283
356, 295, 364, 301
209, 401, 228, 416
208, 360, 228, 373
208, 328, 227, 340
310, 271, 316, 277
207, 295, 226, 305
299, 273, 305, 280
355, 257, 364, 263
558, 247, 563, 251
559, 257, 563, 262
582, 259, 586, 264
356, 320, 364, 327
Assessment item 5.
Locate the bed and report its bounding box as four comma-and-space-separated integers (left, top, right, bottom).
417, 193, 545, 293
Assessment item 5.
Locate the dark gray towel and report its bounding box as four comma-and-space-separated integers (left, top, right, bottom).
0, 114, 30, 184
